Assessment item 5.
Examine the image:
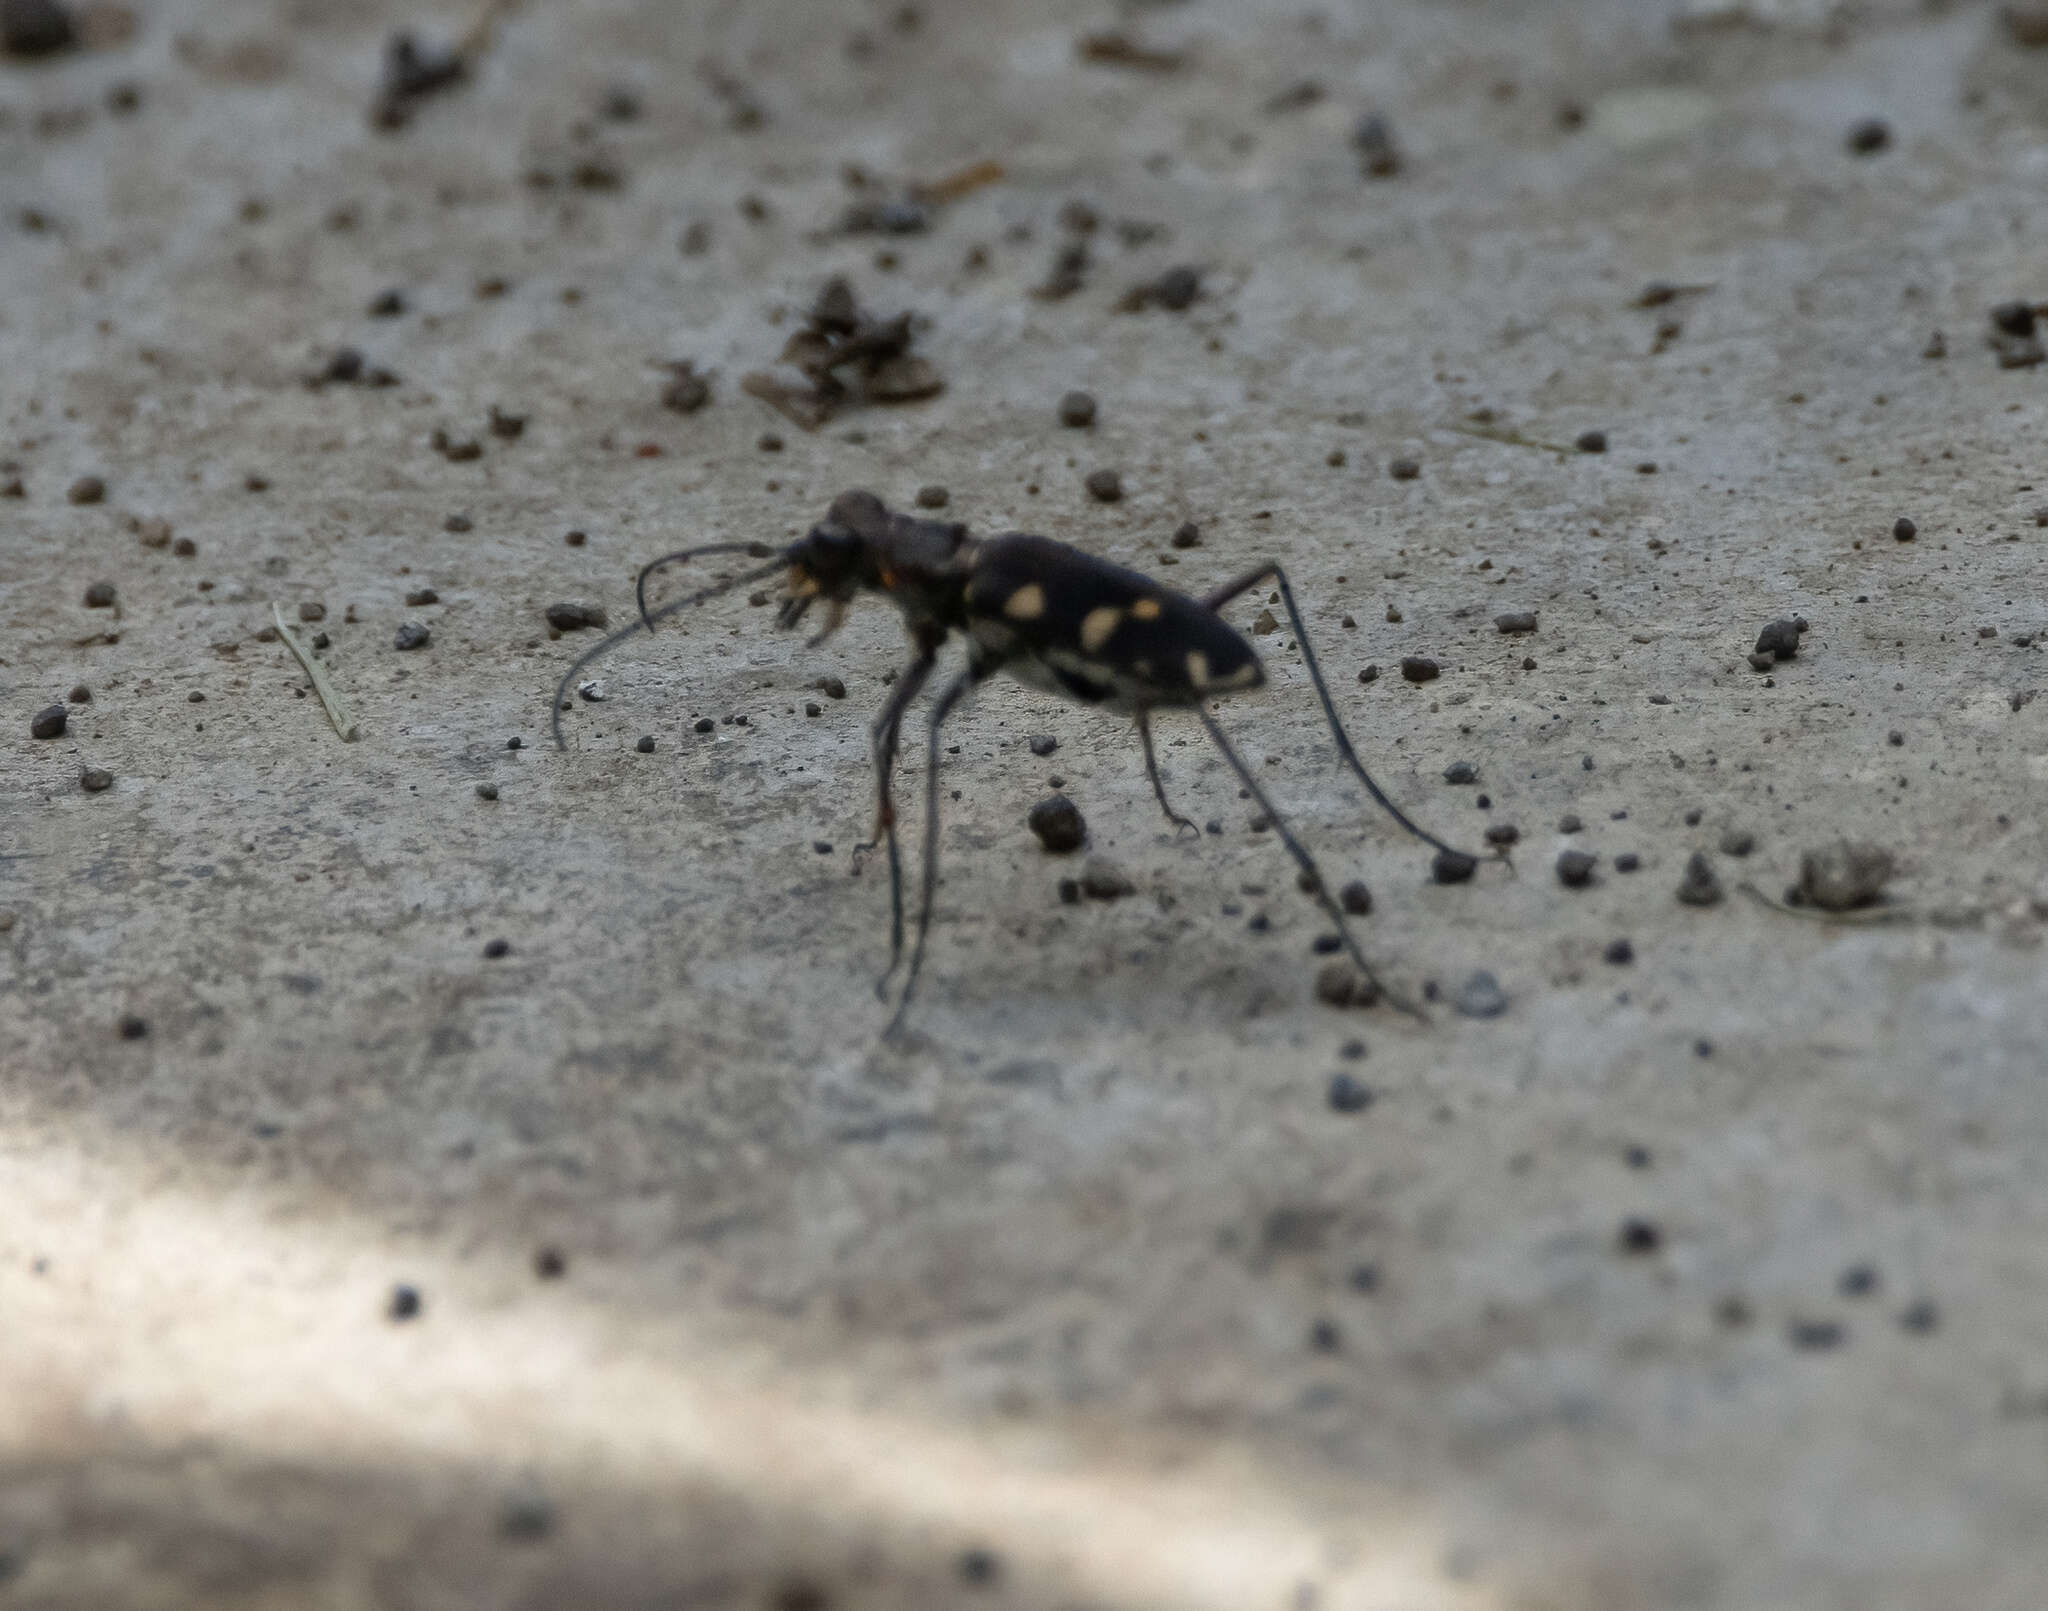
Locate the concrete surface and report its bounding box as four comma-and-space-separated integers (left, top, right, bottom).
5, 0, 2048, 1605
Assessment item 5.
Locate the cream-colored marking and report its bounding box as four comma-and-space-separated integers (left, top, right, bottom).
1220, 660, 1261, 689
1186, 650, 1211, 688
1004, 583, 1047, 621
1131, 596, 1162, 621
1080, 605, 1123, 653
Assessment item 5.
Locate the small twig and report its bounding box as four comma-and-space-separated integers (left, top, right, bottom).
1447, 422, 1576, 456
273, 604, 358, 742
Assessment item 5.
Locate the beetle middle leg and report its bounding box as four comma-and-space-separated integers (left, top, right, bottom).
1136, 708, 1200, 838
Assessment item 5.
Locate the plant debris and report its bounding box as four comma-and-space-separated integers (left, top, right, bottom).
741, 277, 942, 431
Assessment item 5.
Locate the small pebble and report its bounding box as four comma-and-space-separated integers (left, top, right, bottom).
298, 601, 327, 622
188, 691, 205, 703
1400, 656, 1439, 684
1170, 521, 1202, 549
1845, 117, 1891, 155
545, 602, 607, 631
1788, 1318, 1845, 1351
1058, 391, 1097, 428
488, 405, 526, 439
636, 735, 655, 753
758, 432, 784, 452
80, 767, 112, 793
915, 484, 949, 509
117, 1013, 148, 1040
172, 537, 197, 557
1755, 619, 1802, 660
694, 717, 715, 734
387, 1284, 423, 1322
1084, 467, 1123, 502
404, 587, 439, 607
1558, 813, 1582, 833
818, 676, 846, 699
1614, 852, 1640, 873
533, 1246, 567, 1279
1028, 734, 1058, 757
483, 938, 510, 958
1358, 665, 1379, 684
1442, 760, 1477, 785
82, 580, 116, 608
1892, 516, 1916, 541
476, 782, 499, 800
1432, 849, 1477, 884
564, 530, 587, 547
1327, 1073, 1374, 1113
394, 623, 431, 650
1495, 611, 1537, 634
1388, 457, 1420, 481
1027, 793, 1086, 853
1314, 962, 1377, 1009
1575, 430, 1608, 453
1838, 1263, 1880, 1298
1603, 937, 1634, 965
30, 703, 67, 739
1079, 858, 1134, 900
1676, 851, 1723, 906
67, 475, 106, 505
1898, 1299, 1939, 1335
1747, 651, 1776, 673
1617, 1217, 1661, 1254
368, 288, 407, 317
1453, 970, 1507, 1018
1556, 849, 1596, 888
1340, 880, 1371, 916
813, 841, 832, 854
1353, 112, 1402, 177
805, 702, 821, 717
1798, 840, 1893, 911
1718, 829, 1755, 857
506, 736, 524, 750
136, 518, 172, 548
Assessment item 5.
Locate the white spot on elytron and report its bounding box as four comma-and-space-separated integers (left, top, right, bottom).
1131, 596, 1162, 621
1004, 583, 1047, 621
1186, 650, 1211, 687
1080, 605, 1123, 652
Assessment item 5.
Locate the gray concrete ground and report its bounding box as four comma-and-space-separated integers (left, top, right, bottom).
5, 0, 2048, 1605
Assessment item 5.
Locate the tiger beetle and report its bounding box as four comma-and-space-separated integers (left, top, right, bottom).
551, 489, 1492, 1033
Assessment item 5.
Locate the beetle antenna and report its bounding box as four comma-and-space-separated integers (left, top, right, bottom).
637, 541, 779, 631
550, 552, 788, 750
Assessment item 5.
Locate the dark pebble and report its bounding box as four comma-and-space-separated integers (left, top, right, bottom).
1556, 848, 1596, 888
1747, 651, 1775, 673
1484, 823, 1520, 847
1676, 851, 1723, 906
818, 676, 846, 699
117, 1013, 148, 1040
1084, 467, 1123, 502
444, 514, 472, 532
1799, 840, 1894, 911
1838, 1263, 1880, 1298
694, 717, 715, 733
1432, 849, 1477, 884
1442, 760, 1477, 785
1400, 656, 1439, 683
172, 536, 196, 557
80, 767, 112, 793
1892, 516, 1916, 541
1340, 880, 1371, 915
1327, 1073, 1374, 1113
475, 782, 498, 800
188, 691, 205, 703
1845, 117, 1891, 155
1058, 391, 1097, 428
297, 601, 326, 623
805, 702, 821, 717
1028, 734, 1058, 757
1057, 878, 1081, 905
1898, 1299, 1939, 1335
1614, 852, 1640, 873
1314, 962, 1378, 1009
757, 433, 783, 453
1170, 521, 1202, 549
387, 1284, 423, 1322
404, 587, 439, 607
958, 1546, 1001, 1586
1558, 813, 1582, 833
1339, 1038, 1366, 1060
1311, 933, 1342, 955
394, 623, 431, 650
67, 475, 106, 505
1353, 112, 1402, 177
1575, 429, 1608, 453
1358, 664, 1379, 684
1718, 829, 1755, 857
1453, 970, 1507, 1018
1027, 793, 1086, 853
533, 1245, 567, 1279
545, 601, 607, 631
30, 703, 67, 740
915, 484, 949, 509
82, 580, 116, 608
1495, 610, 1537, 634
1788, 1318, 1845, 1351
565, 529, 587, 547
636, 735, 655, 753
506, 736, 524, 750
1617, 1216, 1661, 1254
483, 938, 510, 958
1755, 619, 1802, 660
489, 405, 526, 439
1992, 300, 2038, 338
1603, 938, 1634, 965
1388, 457, 1420, 480
813, 840, 832, 855
1080, 859, 1134, 900
1349, 1263, 1380, 1292
1, 0, 76, 56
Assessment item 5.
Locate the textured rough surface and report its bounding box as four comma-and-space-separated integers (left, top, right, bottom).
6, 2, 2048, 1607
